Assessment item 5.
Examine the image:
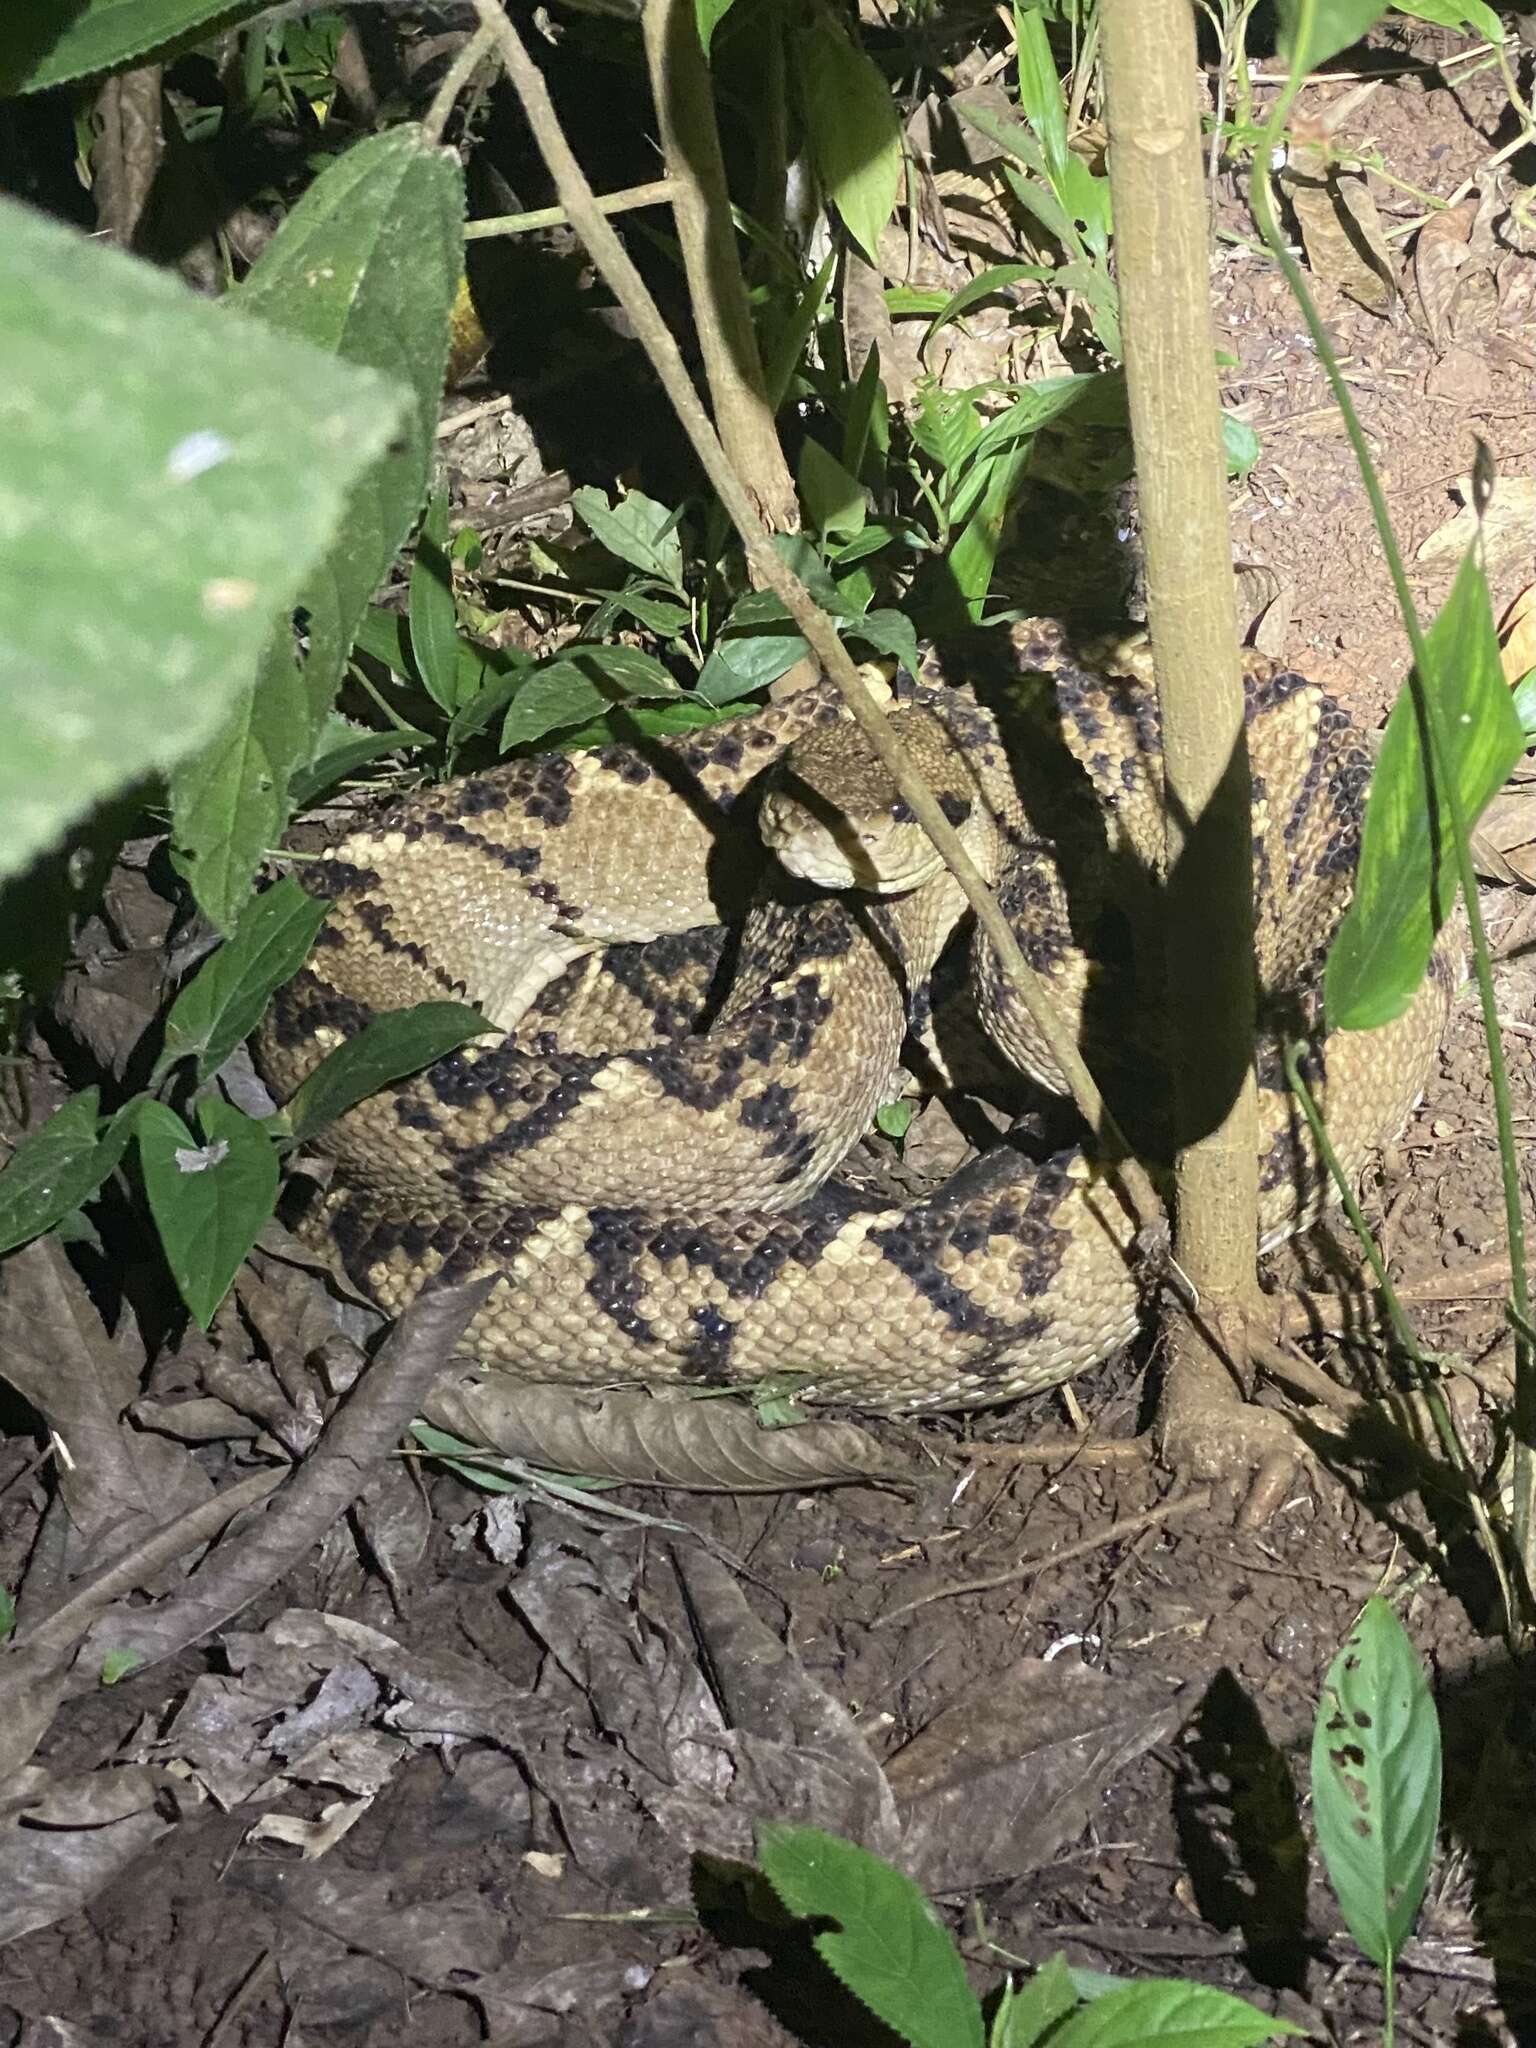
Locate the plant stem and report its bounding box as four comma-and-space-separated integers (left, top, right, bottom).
1284, 1044, 1516, 1640
1101, 0, 1263, 1453
464, 177, 679, 239
1254, 0, 1534, 1620
465, 0, 1161, 1231
421, 22, 497, 148
641, 0, 799, 532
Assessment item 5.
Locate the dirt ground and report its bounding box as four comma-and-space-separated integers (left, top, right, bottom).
3, 23, 1536, 2048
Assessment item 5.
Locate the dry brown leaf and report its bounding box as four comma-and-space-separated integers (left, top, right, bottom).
1412, 201, 1475, 353
1283, 147, 1395, 316
1500, 583, 1536, 685
1416, 474, 1536, 580
889, 1656, 1183, 1893
1470, 789, 1536, 887
422, 1372, 910, 1490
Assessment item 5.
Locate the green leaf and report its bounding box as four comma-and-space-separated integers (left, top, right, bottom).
168, 634, 309, 933
0, 1585, 14, 1644
756, 1823, 984, 2048
765, 251, 838, 411
137, 1097, 280, 1329
0, 195, 404, 895
172, 127, 462, 927
797, 12, 903, 266
697, 591, 810, 703
409, 488, 463, 712
501, 646, 681, 751
0, 1089, 137, 1256
288, 716, 431, 807
99, 1647, 147, 1686
874, 1100, 914, 1140
1049, 1980, 1302, 2046
1311, 1596, 1441, 1970
1, 0, 270, 94
1013, 4, 1070, 179
1222, 412, 1261, 479
799, 439, 868, 540
158, 878, 330, 1086
911, 381, 986, 475
1275, 0, 1393, 75
696, 0, 738, 49
602, 589, 692, 637
847, 609, 922, 677
1512, 668, 1536, 743
922, 264, 1053, 353
571, 488, 685, 590
961, 372, 1113, 478
283, 1002, 490, 1144
991, 1954, 1079, 2046
842, 342, 889, 483
1392, 0, 1504, 34
947, 445, 1031, 622
1326, 548, 1523, 1029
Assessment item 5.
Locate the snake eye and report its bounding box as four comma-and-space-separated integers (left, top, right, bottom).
890, 797, 916, 824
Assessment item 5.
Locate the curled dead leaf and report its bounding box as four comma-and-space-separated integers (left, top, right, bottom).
421, 1372, 910, 1490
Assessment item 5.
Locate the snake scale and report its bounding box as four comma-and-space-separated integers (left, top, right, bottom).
257, 619, 1455, 1415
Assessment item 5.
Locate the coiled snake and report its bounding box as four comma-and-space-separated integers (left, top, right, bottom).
257, 620, 1453, 1414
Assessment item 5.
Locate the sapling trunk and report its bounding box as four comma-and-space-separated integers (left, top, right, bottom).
1100, 0, 1271, 1475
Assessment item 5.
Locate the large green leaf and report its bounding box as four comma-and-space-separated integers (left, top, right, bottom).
172, 127, 463, 928
1326, 548, 1522, 1029
1275, 0, 1392, 74
797, 11, 903, 267
1311, 1597, 1441, 1968
1, 0, 270, 96
0, 196, 404, 892
756, 1824, 984, 2048
137, 1096, 280, 1328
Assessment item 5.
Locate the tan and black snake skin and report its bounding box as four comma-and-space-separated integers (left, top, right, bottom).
256, 619, 1455, 1414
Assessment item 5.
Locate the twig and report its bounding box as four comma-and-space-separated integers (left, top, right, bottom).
467, 0, 1161, 1231
421, 22, 497, 148
463, 175, 680, 240
642, 0, 798, 530
872, 1486, 1213, 1625
61, 1279, 492, 1691
958, 1436, 1151, 1465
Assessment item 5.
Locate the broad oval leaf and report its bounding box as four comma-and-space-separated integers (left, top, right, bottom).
283, 1002, 490, 1144
0, 196, 403, 893
1310, 1596, 1441, 1970
571, 487, 686, 590
501, 647, 680, 751
756, 1823, 984, 2048
137, 1097, 280, 1329
1326, 547, 1523, 1029
797, 13, 903, 267
0, 1089, 136, 1256
157, 877, 331, 1086
799, 438, 867, 541
1275, 0, 1392, 75
1049, 1978, 1303, 2045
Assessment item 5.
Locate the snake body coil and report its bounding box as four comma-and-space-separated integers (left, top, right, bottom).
258, 621, 1453, 1414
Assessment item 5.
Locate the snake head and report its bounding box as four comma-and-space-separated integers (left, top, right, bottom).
759, 707, 971, 895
